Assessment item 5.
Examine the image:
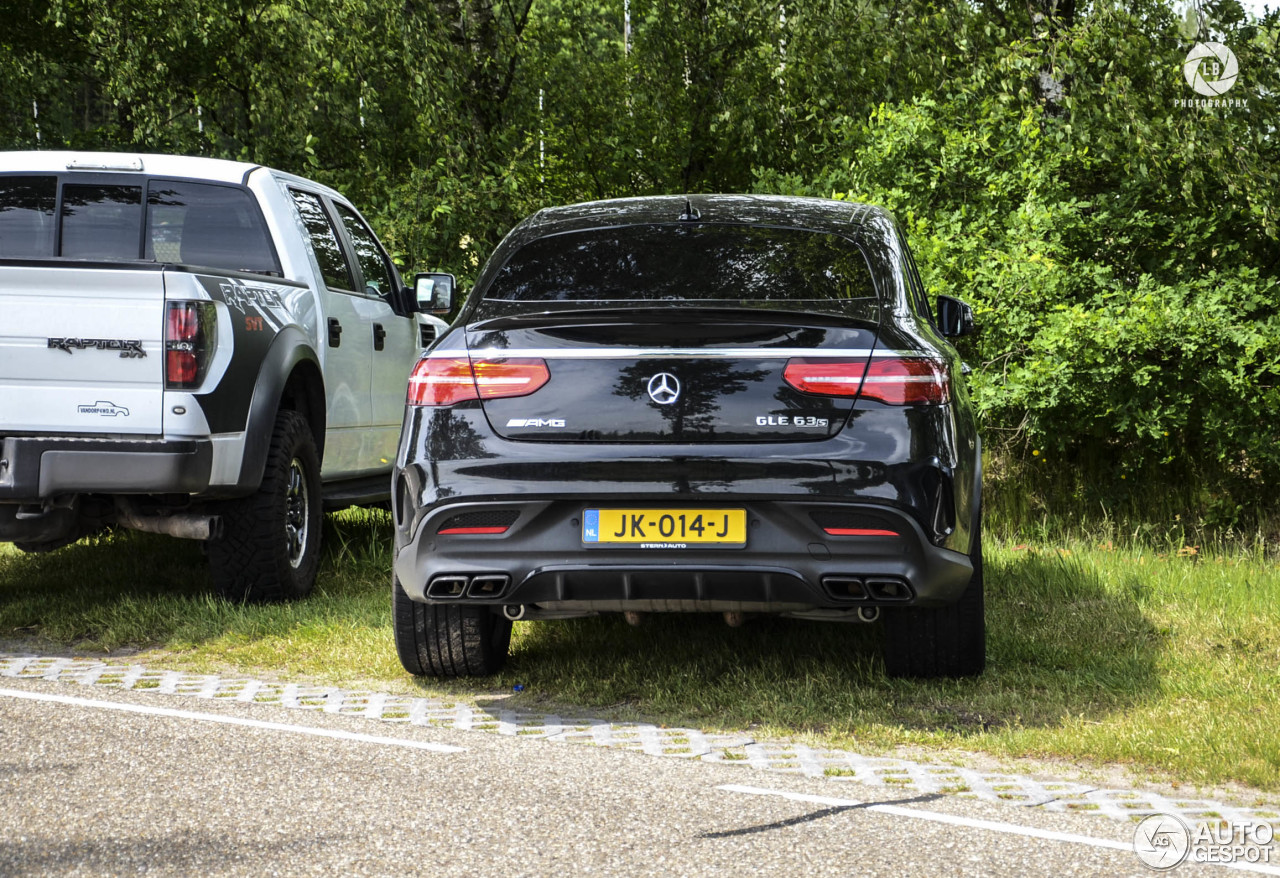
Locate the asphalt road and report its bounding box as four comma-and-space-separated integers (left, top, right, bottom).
0, 678, 1238, 877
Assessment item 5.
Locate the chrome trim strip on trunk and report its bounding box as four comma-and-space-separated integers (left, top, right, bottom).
428, 347, 907, 360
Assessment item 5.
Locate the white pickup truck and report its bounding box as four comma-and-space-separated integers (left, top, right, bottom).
0, 151, 454, 601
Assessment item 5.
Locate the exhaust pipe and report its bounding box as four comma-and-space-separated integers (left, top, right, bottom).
466, 575, 510, 598
426, 576, 468, 599
503, 604, 527, 622
865, 578, 913, 601
115, 501, 222, 541
822, 577, 868, 601
857, 606, 880, 623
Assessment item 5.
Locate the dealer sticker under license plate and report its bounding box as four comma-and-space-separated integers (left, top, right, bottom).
582, 509, 747, 548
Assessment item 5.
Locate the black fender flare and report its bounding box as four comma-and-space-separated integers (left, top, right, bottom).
233, 329, 324, 492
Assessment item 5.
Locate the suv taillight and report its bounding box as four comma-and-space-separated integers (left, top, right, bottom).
782, 359, 867, 396
784, 357, 950, 405
165, 301, 216, 389
860, 358, 950, 405
407, 357, 550, 406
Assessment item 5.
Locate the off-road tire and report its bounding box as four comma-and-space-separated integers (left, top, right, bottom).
882, 525, 986, 679
393, 576, 512, 677
208, 410, 321, 603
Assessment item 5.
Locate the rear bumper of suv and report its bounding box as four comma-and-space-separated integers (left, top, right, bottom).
393, 498, 973, 611
0, 436, 213, 500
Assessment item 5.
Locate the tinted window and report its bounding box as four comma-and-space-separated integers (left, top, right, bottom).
290, 190, 354, 291
0, 176, 57, 257
898, 249, 925, 317
900, 239, 934, 326
335, 204, 393, 296
61, 184, 143, 259
147, 180, 279, 275
484, 225, 876, 303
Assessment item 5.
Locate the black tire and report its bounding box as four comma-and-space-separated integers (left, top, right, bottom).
393, 575, 512, 677
882, 525, 986, 679
208, 410, 321, 603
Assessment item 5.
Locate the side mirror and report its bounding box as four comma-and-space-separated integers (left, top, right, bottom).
414, 272, 456, 315
936, 295, 975, 338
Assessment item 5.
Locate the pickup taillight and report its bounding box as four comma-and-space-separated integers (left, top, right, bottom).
165, 301, 216, 389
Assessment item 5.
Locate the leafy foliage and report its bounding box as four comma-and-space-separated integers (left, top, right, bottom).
2, 0, 1278, 516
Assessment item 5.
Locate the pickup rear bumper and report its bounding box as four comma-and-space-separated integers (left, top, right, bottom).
0, 436, 213, 500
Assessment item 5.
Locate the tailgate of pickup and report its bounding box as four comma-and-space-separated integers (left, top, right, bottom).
0, 263, 165, 435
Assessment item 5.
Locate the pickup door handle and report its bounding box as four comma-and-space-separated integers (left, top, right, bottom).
373, 323, 386, 351
328, 318, 342, 348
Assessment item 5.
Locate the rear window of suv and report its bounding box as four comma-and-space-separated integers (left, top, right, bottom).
483, 224, 876, 304
0, 175, 280, 276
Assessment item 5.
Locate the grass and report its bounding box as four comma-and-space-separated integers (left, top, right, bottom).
1, 503, 1278, 795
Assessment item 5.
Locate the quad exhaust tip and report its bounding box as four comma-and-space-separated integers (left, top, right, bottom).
466, 575, 510, 598
425, 574, 511, 600
426, 576, 468, 599
821, 576, 914, 603
866, 578, 913, 601
824, 576, 867, 601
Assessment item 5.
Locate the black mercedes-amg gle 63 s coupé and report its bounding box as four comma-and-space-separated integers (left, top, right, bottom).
391, 195, 983, 679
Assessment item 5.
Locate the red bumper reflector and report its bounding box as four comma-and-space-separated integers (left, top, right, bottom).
823, 527, 900, 537
437, 526, 510, 535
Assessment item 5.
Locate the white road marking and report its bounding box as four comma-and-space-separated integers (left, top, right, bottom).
718, 784, 1280, 876
0, 687, 465, 753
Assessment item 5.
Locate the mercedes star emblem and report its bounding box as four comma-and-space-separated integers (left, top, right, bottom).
646, 372, 681, 405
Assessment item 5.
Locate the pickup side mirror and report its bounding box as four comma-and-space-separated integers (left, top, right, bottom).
936, 295, 975, 338
414, 272, 456, 315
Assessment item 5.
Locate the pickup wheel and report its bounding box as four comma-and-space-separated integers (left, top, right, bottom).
209, 411, 321, 603
882, 524, 986, 679
393, 576, 512, 677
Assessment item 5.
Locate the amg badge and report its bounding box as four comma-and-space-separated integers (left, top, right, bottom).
506, 418, 566, 428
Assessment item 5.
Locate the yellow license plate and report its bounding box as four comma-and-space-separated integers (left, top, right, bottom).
583, 509, 747, 547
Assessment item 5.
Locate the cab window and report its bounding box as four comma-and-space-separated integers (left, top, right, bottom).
147, 180, 279, 274
0, 175, 57, 257
335, 204, 393, 297
290, 189, 355, 292
61, 184, 143, 260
